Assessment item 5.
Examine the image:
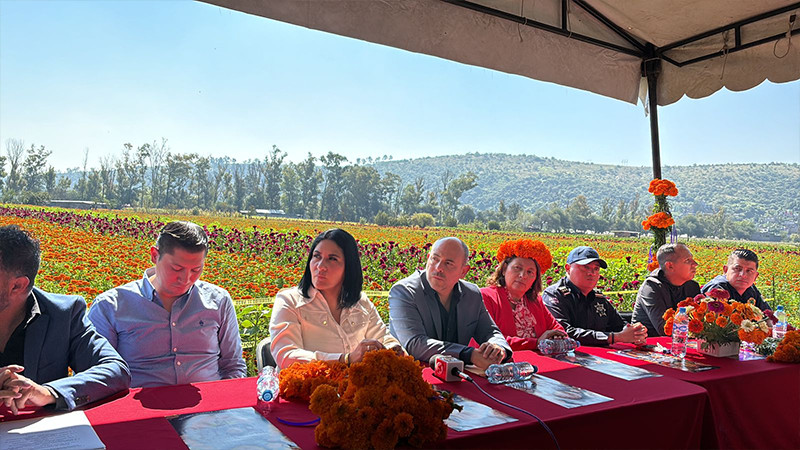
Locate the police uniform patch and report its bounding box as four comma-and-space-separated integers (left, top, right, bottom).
594, 302, 607, 317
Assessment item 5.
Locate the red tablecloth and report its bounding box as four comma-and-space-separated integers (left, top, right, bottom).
0, 349, 709, 450
580, 337, 800, 449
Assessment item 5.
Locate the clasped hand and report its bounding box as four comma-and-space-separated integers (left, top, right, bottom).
617, 322, 648, 345
471, 342, 506, 370
0, 365, 55, 415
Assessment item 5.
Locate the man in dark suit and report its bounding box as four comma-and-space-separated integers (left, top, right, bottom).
0, 225, 130, 414
388, 237, 511, 369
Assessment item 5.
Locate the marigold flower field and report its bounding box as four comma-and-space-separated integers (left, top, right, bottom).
2, 205, 798, 373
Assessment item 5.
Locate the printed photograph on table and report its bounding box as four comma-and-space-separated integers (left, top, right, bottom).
508, 375, 613, 408
613, 349, 718, 372
438, 392, 518, 432
168, 407, 300, 450
552, 351, 662, 381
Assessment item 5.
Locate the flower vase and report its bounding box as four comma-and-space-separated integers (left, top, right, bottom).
696, 339, 740, 357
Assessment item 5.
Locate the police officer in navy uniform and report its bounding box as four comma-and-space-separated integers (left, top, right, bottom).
543, 246, 647, 346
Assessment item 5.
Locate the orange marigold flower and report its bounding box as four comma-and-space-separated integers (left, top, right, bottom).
704, 312, 716, 323
715, 316, 728, 327
730, 312, 743, 326
647, 260, 659, 271
768, 330, 800, 363
648, 178, 679, 197
688, 319, 704, 334
495, 239, 552, 272
642, 212, 675, 231
663, 318, 674, 336
696, 302, 708, 314
662, 308, 676, 321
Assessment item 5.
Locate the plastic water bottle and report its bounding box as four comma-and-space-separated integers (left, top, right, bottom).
537, 337, 580, 355
257, 366, 279, 402
485, 362, 536, 384
671, 307, 689, 359
773, 305, 788, 340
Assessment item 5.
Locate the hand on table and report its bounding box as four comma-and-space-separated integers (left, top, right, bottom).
0, 365, 25, 405
538, 329, 568, 342
616, 322, 648, 345
0, 366, 55, 415
471, 342, 506, 370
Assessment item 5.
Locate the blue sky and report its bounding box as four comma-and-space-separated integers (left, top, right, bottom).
1, 0, 798, 171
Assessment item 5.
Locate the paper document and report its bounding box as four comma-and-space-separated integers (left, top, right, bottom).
0, 410, 105, 449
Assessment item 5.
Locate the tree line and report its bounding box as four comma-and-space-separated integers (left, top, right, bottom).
1, 138, 480, 227
2, 138, 794, 241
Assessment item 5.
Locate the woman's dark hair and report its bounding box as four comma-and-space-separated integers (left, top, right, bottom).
487, 256, 542, 299
298, 228, 363, 309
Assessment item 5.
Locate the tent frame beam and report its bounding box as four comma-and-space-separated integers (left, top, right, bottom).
441, 0, 643, 57
445, 1, 800, 69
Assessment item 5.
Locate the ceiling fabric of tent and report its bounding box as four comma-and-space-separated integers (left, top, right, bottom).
200, 0, 800, 106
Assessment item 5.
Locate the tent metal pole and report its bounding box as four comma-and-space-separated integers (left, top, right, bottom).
645, 57, 662, 179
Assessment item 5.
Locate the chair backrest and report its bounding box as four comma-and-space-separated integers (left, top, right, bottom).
256, 336, 277, 371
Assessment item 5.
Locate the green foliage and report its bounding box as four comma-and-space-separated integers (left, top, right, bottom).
410, 212, 435, 228
236, 302, 272, 376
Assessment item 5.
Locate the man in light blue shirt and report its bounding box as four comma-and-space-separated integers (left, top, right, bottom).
88, 221, 246, 387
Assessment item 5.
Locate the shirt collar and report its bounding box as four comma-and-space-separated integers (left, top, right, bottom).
23, 290, 42, 327
420, 270, 462, 300
296, 286, 320, 307
140, 267, 195, 303
565, 278, 595, 299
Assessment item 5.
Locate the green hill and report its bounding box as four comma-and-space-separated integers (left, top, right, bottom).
374, 153, 800, 235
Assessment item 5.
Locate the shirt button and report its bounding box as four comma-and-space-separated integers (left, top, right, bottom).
172, 322, 177, 326
177, 361, 182, 366
173, 347, 178, 352
322, 320, 327, 325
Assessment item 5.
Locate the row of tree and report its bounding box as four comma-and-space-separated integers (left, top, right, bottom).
1, 139, 479, 225
1, 138, 781, 241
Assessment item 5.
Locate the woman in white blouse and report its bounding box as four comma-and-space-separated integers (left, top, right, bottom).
269, 228, 402, 369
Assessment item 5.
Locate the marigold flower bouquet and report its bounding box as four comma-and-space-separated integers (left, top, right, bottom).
643, 178, 678, 270
273, 350, 460, 449
663, 289, 769, 353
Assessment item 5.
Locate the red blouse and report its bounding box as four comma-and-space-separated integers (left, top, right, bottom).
480, 285, 565, 351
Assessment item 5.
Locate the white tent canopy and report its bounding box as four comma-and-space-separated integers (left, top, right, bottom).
201, 0, 800, 174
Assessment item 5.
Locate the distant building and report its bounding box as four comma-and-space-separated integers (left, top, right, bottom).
611, 230, 640, 238
49, 200, 108, 210
239, 209, 288, 218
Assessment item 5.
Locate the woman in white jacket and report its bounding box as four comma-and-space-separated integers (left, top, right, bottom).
269, 228, 402, 369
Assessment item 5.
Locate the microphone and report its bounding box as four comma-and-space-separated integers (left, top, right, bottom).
429, 354, 470, 382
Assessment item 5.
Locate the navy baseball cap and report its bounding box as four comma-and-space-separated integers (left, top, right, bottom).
566, 246, 607, 269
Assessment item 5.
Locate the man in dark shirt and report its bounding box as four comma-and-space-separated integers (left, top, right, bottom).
389, 237, 510, 369
0, 225, 129, 414
543, 246, 647, 346
632, 243, 701, 336
701, 249, 770, 311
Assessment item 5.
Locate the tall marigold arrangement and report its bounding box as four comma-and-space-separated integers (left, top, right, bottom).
767, 330, 800, 363
662, 289, 768, 347
300, 350, 459, 449
643, 178, 678, 270
495, 239, 552, 273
